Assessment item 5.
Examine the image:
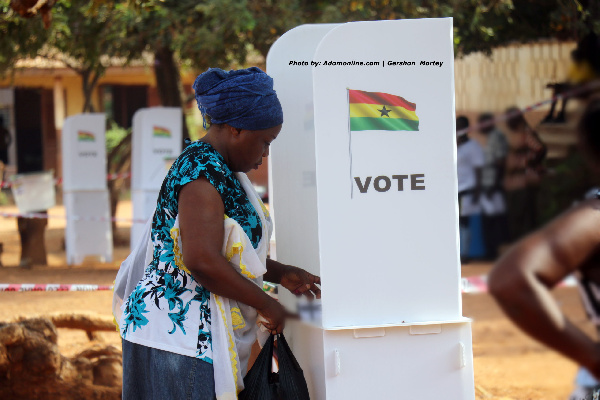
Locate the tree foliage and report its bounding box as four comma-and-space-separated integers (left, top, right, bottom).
117, 0, 255, 71
2, 0, 598, 113
289, 0, 599, 57
1, 0, 138, 111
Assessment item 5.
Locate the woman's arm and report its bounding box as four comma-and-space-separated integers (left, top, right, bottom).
489, 200, 600, 377
264, 259, 321, 300
178, 178, 289, 333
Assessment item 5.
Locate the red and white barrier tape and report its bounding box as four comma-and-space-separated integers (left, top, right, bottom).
0, 172, 131, 189
456, 80, 600, 136
0, 283, 113, 292
460, 274, 578, 294
0, 211, 146, 224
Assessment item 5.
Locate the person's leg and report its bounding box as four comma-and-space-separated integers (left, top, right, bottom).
122, 340, 215, 400
459, 216, 471, 261
524, 185, 539, 234
481, 214, 498, 260
506, 188, 529, 242
505, 189, 519, 242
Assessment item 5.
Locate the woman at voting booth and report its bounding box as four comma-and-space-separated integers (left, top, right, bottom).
113, 67, 320, 399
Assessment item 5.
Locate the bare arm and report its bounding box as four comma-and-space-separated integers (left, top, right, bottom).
265, 258, 321, 300
489, 200, 600, 377
178, 178, 289, 333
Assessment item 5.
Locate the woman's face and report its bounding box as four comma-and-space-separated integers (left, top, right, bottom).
230, 124, 282, 173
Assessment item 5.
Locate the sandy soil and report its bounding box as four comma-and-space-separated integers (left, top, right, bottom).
0, 201, 593, 399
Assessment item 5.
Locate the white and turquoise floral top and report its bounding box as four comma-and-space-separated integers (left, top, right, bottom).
120, 141, 264, 363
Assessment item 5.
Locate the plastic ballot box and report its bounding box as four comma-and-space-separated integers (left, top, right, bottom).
267, 19, 475, 399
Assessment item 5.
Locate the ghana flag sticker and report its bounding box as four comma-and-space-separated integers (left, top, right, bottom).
77, 131, 95, 142
349, 89, 419, 132
153, 126, 171, 138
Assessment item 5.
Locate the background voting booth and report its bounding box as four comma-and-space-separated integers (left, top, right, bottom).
62, 113, 112, 265
130, 107, 182, 247
267, 19, 475, 399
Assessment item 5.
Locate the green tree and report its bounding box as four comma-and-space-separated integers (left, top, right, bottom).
111, 0, 255, 142
1, 0, 136, 112
246, 0, 599, 58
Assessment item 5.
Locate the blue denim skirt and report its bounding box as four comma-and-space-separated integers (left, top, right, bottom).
122, 340, 216, 400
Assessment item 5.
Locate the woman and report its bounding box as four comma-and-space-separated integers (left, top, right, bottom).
117, 67, 320, 399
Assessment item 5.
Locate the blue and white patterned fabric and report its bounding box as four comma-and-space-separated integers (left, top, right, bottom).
119, 141, 263, 363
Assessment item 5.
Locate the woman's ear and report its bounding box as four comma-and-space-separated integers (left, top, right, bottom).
227, 124, 243, 138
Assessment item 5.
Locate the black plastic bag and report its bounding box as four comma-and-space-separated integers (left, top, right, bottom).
276, 334, 310, 400
239, 334, 310, 400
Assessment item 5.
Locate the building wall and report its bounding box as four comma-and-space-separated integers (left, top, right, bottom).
0, 66, 197, 178
0, 66, 196, 121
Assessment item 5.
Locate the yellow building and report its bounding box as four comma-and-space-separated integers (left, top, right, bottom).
0, 57, 198, 179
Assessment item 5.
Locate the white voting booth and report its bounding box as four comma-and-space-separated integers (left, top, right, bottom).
62, 113, 113, 265
267, 19, 475, 399
130, 107, 182, 247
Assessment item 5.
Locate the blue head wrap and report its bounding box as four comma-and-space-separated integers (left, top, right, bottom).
193, 67, 283, 131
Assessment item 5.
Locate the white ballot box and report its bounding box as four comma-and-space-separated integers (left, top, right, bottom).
62, 113, 112, 264
130, 107, 182, 247
267, 19, 474, 399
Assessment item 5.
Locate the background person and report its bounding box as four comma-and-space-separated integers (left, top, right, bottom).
456, 115, 484, 262
474, 112, 509, 260
503, 107, 546, 242
0, 115, 11, 166
489, 98, 600, 400
118, 67, 320, 400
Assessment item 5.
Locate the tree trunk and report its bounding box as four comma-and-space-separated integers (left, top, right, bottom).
17, 215, 47, 267
153, 46, 190, 147
106, 132, 132, 245
80, 69, 100, 113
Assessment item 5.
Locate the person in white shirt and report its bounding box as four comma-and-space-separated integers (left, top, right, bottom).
456, 116, 485, 262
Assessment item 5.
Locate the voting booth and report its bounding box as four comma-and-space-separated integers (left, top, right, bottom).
267, 19, 475, 399
130, 107, 182, 247
62, 113, 113, 265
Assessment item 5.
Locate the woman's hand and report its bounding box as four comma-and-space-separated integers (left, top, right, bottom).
257, 297, 294, 334
280, 266, 321, 300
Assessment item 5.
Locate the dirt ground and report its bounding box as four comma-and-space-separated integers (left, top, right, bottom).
0, 200, 593, 399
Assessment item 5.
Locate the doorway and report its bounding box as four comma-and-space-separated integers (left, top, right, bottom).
14, 89, 43, 173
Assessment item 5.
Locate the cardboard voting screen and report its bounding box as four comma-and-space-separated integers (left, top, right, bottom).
64, 191, 113, 265
130, 189, 160, 248
131, 107, 182, 191
62, 114, 107, 191
130, 107, 182, 248
266, 23, 338, 314
269, 19, 461, 328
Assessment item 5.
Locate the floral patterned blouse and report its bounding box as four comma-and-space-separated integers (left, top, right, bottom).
120, 141, 263, 363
